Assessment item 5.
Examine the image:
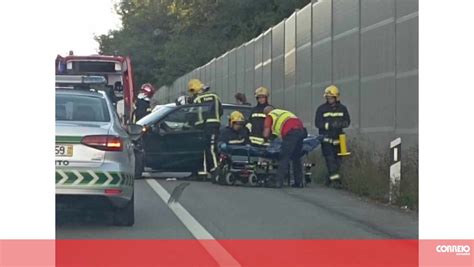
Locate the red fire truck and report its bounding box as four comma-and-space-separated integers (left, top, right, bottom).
55, 52, 136, 124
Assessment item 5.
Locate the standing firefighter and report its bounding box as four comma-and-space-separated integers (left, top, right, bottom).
188, 79, 223, 177
314, 85, 351, 186
263, 106, 307, 188
133, 83, 155, 122
247, 87, 271, 146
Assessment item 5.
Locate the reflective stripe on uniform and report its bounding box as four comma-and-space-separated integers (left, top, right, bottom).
324, 122, 329, 130
268, 109, 296, 137
210, 134, 218, 171
323, 112, 344, 117
329, 174, 341, 180
228, 139, 246, 144
194, 93, 221, 121
249, 136, 265, 144
323, 137, 340, 145
202, 151, 207, 173
251, 113, 267, 118
194, 93, 219, 102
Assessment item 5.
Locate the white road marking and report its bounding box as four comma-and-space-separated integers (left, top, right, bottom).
145, 179, 241, 267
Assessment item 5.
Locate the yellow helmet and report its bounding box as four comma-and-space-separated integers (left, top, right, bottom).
324, 85, 340, 100
188, 79, 204, 94
255, 86, 269, 97
229, 111, 245, 125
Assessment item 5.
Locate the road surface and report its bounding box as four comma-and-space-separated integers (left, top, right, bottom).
57, 174, 418, 240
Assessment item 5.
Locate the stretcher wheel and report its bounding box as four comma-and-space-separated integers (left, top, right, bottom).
224, 172, 235, 185
247, 173, 258, 186
216, 165, 230, 185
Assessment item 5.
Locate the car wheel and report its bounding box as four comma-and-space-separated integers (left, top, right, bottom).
113, 195, 134, 226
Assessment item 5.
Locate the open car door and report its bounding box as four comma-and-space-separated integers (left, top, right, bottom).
142, 104, 211, 171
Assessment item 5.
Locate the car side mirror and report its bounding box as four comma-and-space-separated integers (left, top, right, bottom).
127, 124, 144, 139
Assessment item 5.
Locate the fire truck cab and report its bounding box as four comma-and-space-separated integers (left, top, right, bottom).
55, 52, 136, 124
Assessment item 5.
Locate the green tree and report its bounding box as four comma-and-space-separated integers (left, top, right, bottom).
96, 0, 310, 88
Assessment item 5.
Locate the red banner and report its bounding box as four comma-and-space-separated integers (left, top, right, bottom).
1, 240, 473, 267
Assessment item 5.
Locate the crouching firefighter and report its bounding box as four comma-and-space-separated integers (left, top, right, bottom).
263, 106, 307, 188
314, 85, 351, 186
219, 111, 249, 145
188, 79, 223, 178
247, 87, 271, 147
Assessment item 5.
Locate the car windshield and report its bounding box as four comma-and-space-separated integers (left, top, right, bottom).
137, 106, 173, 126
56, 94, 110, 122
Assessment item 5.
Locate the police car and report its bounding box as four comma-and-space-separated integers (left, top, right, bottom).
55, 75, 142, 226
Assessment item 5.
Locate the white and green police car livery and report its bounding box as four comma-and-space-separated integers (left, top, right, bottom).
56, 81, 136, 226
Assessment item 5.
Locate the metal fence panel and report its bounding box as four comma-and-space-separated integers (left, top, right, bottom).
215, 56, 224, 98
209, 58, 216, 92
262, 29, 272, 91
204, 62, 210, 85
312, 0, 332, 121
333, 0, 360, 131
166, 0, 418, 151
228, 49, 237, 103
199, 66, 204, 81
245, 40, 255, 105
254, 34, 263, 90
395, 0, 418, 146
360, 0, 396, 147
271, 21, 285, 107
222, 53, 230, 103
236, 45, 246, 99
284, 13, 296, 111
172, 79, 179, 103
296, 4, 312, 128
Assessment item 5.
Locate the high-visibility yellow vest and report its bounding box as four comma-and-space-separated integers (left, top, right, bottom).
268, 109, 296, 137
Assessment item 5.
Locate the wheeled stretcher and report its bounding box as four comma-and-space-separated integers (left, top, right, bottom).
215, 135, 322, 186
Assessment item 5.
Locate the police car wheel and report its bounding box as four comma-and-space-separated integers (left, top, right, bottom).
113, 195, 135, 226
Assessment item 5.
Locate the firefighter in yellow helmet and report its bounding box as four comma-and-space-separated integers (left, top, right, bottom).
314, 85, 351, 187
218, 111, 249, 146
246, 86, 271, 147
188, 79, 223, 178
263, 106, 307, 188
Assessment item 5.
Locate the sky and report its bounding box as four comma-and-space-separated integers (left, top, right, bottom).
53, 0, 121, 55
